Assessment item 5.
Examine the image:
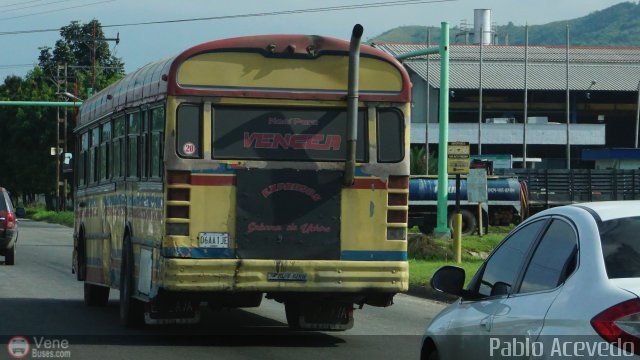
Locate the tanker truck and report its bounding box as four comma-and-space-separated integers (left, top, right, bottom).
408, 176, 527, 235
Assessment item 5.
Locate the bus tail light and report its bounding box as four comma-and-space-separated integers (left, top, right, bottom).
0, 210, 16, 230
387, 209, 407, 223
166, 223, 189, 236
168, 171, 191, 184
387, 176, 408, 241
388, 193, 408, 206
388, 176, 409, 190
387, 228, 407, 241
167, 206, 189, 219
592, 298, 640, 355
168, 188, 190, 201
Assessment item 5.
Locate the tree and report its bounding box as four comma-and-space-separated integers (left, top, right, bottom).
410, 145, 438, 175
39, 19, 125, 95
0, 19, 125, 208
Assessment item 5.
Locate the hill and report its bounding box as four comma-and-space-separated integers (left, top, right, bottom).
369, 1, 640, 46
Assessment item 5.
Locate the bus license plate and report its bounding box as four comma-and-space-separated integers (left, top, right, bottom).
198, 232, 229, 248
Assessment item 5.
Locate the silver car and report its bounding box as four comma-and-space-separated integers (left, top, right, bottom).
422, 201, 640, 359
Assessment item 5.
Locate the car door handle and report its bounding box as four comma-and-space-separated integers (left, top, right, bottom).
480, 317, 492, 331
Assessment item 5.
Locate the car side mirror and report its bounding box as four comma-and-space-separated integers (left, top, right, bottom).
431, 265, 466, 297
490, 281, 511, 297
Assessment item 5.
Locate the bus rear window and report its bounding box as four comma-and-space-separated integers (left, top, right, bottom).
377, 109, 404, 163
177, 104, 202, 158
211, 106, 367, 162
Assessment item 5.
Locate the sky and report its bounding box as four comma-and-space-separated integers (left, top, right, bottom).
0, 0, 631, 81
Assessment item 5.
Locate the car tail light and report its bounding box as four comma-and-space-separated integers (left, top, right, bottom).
591, 298, 640, 355
0, 210, 16, 229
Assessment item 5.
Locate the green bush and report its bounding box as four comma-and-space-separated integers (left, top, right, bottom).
26, 207, 73, 227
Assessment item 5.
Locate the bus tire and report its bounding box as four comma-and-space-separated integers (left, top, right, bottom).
4, 244, 14, 265
119, 234, 145, 328
77, 231, 86, 281
84, 283, 109, 307
448, 209, 477, 236
284, 301, 302, 330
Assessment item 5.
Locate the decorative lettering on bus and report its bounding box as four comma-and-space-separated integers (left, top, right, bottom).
267, 117, 318, 126
300, 223, 331, 234
243, 132, 342, 151
247, 222, 332, 234
247, 222, 283, 233
261, 183, 322, 201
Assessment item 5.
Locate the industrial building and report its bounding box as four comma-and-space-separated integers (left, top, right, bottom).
373, 9, 640, 169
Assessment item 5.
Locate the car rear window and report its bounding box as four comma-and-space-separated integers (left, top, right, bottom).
600, 216, 640, 279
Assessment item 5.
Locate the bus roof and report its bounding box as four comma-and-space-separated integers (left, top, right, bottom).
78, 34, 411, 128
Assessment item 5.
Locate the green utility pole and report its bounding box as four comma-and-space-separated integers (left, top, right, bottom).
0, 101, 81, 107
395, 22, 451, 238
434, 22, 450, 238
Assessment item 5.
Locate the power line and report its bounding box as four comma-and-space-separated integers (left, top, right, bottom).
0, 0, 457, 35
0, 0, 114, 21
103, 0, 457, 28
0, 0, 51, 10
1, 0, 70, 14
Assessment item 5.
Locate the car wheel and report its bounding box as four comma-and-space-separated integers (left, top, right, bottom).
119, 234, 145, 327
5, 244, 15, 265
84, 282, 110, 307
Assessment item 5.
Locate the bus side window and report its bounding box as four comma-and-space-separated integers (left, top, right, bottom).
89, 127, 100, 185
140, 111, 149, 180
112, 116, 125, 179
100, 122, 112, 182
176, 104, 202, 158
127, 112, 141, 179
79, 132, 89, 187
150, 106, 164, 179
377, 109, 405, 163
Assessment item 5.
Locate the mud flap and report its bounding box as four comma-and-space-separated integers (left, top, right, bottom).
236, 169, 341, 260
144, 300, 201, 325
288, 302, 354, 331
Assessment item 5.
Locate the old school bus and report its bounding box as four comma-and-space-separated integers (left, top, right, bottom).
73, 26, 411, 330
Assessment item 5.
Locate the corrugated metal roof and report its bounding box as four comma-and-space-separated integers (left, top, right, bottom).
374, 43, 640, 91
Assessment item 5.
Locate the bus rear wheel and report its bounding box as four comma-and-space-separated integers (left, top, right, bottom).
284, 301, 302, 330
119, 234, 145, 327
84, 283, 110, 306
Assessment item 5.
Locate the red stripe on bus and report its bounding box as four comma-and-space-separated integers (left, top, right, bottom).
352, 178, 387, 190
191, 175, 236, 186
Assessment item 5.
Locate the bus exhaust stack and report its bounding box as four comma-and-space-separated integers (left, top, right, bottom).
344, 24, 363, 186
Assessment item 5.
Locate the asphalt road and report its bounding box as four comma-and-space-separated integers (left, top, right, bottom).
0, 219, 446, 360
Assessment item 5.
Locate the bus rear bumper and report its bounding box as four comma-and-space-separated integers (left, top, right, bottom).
159, 259, 408, 294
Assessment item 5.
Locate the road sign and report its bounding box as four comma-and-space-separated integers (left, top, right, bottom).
448, 141, 470, 174
468, 168, 488, 203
